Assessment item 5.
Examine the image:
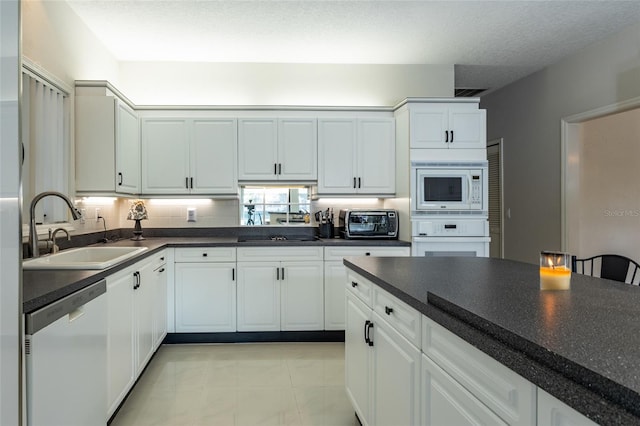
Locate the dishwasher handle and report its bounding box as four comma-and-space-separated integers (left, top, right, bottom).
25, 279, 106, 335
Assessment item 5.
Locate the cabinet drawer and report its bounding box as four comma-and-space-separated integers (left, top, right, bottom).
422, 353, 508, 426
373, 286, 421, 347
174, 247, 236, 262
237, 246, 323, 262
324, 246, 410, 261
422, 316, 536, 426
345, 270, 373, 307
148, 250, 167, 269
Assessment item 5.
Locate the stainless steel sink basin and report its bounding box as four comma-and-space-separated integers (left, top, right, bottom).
23, 246, 148, 270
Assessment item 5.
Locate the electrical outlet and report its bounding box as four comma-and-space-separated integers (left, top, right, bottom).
95, 208, 101, 221
80, 208, 86, 224
187, 207, 197, 222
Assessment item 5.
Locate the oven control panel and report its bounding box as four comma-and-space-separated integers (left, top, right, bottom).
413, 219, 488, 237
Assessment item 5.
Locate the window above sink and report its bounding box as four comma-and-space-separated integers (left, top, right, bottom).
240, 185, 311, 226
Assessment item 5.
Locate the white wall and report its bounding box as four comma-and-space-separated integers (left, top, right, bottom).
119, 62, 453, 106
576, 108, 640, 262
21, 0, 119, 87
481, 22, 640, 264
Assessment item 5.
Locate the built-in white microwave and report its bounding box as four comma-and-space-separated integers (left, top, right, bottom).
411, 161, 488, 216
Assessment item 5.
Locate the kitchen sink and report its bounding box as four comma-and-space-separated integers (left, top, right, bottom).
23, 246, 148, 270
237, 235, 319, 242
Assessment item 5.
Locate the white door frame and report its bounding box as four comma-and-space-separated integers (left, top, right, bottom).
561, 95, 640, 253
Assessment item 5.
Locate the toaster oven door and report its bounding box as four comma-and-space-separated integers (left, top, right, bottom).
346, 212, 397, 238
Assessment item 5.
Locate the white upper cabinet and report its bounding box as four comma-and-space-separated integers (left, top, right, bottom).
191, 119, 238, 194
318, 117, 395, 195
410, 103, 486, 149
141, 118, 190, 194
76, 96, 140, 195
238, 118, 317, 181
115, 102, 141, 194
141, 118, 238, 195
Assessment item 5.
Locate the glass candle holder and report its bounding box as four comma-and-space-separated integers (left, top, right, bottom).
540, 251, 571, 290
540, 251, 572, 290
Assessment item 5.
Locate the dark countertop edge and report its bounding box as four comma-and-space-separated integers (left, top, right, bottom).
343, 259, 640, 425
22, 237, 410, 313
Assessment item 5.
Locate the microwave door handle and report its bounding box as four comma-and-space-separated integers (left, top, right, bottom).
467, 174, 472, 204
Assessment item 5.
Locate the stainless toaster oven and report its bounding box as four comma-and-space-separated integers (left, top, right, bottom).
338, 209, 399, 239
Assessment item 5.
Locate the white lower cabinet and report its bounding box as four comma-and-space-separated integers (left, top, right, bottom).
152, 256, 168, 349
537, 388, 598, 426
345, 276, 421, 426
421, 353, 507, 425
281, 261, 324, 330
237, 262, 281, 331
236, 247, 324, 331
345, 269, 542, 426
174, 248, 237, 332
106, 266, 136, 418
324, 246, 410, 330
372, 311, 421, 426
421, 316, 536, 426
345, 291, 373, 425
107, 250, 166, 418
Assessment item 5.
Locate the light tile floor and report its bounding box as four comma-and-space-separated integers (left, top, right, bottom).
110, 342, 359, 426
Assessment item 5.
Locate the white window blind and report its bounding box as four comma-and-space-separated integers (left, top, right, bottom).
21, 70, 70, 224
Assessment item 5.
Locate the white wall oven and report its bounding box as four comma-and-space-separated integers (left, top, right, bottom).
411, 161, 488, 217
411, 219, 490, 257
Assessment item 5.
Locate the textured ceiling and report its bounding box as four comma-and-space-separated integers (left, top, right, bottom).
65, 0, 640, 95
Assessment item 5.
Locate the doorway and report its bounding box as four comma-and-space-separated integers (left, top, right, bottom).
487, 139, 503, 258
563, 102, 640, 261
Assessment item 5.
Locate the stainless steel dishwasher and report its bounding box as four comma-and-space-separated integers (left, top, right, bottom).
25, 279, 107, 426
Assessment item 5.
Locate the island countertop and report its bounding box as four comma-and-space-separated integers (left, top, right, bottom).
343, 256, 640, 425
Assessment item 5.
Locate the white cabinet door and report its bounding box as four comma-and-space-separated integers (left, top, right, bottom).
537, 388, 598, 426
141, 118, 190, 194
237, 262, 281, 331
422, 353, 508, 426
280, 261, 324, 331
448, 108, 486, 149
115, 100, 140, 194
357, 118, 395, 194
191, 119, 238, 194
372, 312, 421, 426
317, 118, 357, 194
410, 107, 448, 148
317, 118, 395, 195
135, 260, 156, 375
278, 118, 317, 180
345, 291, 373, 426
106, 267, 135, 417
410, 104, 485, 149
238, 118, 278, 180
324, 261, 347, 330
152, 262, 168, 349
175, 262, 237, 332
76, 96, 140, 195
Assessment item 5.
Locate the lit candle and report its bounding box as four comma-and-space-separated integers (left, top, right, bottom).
539, 251, 572, 290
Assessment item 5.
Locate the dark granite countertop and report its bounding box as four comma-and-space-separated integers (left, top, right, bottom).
343, 256, 640, 425
22, 236, 409, 314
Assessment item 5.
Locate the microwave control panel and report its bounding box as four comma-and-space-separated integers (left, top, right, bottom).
413, 219, 488, 237
470, 173, 483, 207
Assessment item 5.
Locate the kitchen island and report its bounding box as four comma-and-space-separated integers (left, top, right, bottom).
343, 256, 640, 425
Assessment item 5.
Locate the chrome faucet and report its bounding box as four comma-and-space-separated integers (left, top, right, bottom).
50, 227, 70, 254
29, 191, 81, 258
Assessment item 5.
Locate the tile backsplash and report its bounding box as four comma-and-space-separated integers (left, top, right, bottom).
69, 196, 385, 236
